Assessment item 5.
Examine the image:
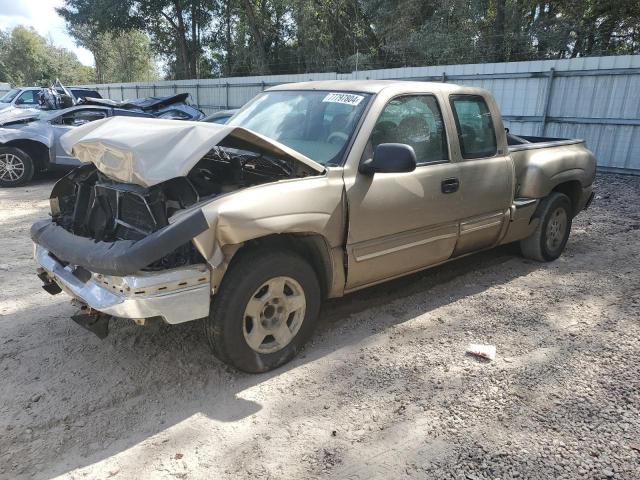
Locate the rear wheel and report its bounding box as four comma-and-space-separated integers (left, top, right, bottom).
0, 147, 35, 187
520, 192, 572, 262
204, 249, 321, 373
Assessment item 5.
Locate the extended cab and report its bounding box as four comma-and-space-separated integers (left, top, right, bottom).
31, 81, 596, 372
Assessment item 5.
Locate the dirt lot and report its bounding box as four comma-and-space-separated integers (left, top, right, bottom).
0, 173, 639, 480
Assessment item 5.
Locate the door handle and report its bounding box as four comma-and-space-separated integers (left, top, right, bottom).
441, 178, 460, 194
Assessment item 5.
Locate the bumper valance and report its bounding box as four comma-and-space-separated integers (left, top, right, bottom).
30, 209, 209, 276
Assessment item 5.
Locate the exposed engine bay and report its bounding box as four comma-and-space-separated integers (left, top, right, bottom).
49, 146, 317, 270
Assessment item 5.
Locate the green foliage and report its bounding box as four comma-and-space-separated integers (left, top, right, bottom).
66, 24, 158, 83
101, 30, 159, 82
58, 0, 640, 79
0, 26, 94, 86
59, 0, 211, 80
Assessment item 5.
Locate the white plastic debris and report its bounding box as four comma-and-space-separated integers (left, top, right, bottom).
466, 343, 496, 361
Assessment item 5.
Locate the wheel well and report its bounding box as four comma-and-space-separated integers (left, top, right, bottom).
552, 180, 582, 216
4, 140, 49, 171
230, 234, 334, 299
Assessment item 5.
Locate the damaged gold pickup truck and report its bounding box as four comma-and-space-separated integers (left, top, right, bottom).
31, 81, 596, 372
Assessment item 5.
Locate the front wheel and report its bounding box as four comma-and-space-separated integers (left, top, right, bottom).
204, 249, 321, 373
0, 147, 35, 187
520, 192, 572, 262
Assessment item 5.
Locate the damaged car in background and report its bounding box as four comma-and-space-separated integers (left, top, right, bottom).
32, 81, 595, 372
0, 94, 204, 187
79, 93, 205, 121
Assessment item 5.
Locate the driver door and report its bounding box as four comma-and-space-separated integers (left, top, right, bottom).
345, 94, 464, 290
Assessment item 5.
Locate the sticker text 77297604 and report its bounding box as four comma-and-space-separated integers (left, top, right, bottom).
322, 93, 365, 106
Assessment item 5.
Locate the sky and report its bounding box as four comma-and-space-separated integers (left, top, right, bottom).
0, 0, 94, 66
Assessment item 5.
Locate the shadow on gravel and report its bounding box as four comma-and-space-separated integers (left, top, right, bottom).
3, 173, 637, 479
3, 244, 539, 479
0, 171, 64, 196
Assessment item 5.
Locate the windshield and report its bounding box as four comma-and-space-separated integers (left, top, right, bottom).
0, 89, 20, 103
227, 90, 371, 165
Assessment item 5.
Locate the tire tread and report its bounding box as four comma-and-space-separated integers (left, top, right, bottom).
204, 248, 320, 372
0, 146, 35, 187
520, 192, 572, 262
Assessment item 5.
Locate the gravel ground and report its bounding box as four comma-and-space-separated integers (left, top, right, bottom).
0, 173, 638, 480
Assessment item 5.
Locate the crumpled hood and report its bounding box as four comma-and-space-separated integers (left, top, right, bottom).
60, 116, 325, 187
0, 106, 40, 126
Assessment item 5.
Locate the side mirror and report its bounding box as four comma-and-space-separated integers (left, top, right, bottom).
15, 98, 25, 105
359, 143, 417, 175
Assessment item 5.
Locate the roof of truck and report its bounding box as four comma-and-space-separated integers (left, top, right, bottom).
267, 80, 478, 95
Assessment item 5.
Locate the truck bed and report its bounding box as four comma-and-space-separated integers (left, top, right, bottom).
506, 133, 595, 201
507, 133, 583, 150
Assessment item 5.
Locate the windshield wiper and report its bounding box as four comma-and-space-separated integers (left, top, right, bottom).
242, 155, 293, 177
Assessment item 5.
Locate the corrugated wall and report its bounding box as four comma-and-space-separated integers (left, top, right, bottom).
4, 55, 638, 173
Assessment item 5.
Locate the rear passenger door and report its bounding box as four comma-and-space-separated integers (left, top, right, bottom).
448, 94, 513, 255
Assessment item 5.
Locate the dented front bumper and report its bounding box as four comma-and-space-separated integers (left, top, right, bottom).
34, 244, 211, 324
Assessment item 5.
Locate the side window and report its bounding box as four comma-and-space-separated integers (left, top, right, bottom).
157, 109, 192, 120
59, 109, 107, 126
369, 95, 448, 164
17, 90, 37, 105
450, 95, 497, 159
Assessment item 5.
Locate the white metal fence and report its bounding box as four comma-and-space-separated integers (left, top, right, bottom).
3, 55, 639, 173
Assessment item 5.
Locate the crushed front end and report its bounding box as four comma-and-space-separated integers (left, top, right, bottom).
32, 164, 214, 332
31, 141, 320, 336
31, 116, 325, 337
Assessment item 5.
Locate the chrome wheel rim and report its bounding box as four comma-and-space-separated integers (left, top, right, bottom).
546, 207, 567, 252
0, 153, 25, 182
242, 276, 306, 354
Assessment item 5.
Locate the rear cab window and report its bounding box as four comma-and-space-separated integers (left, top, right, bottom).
450, 95, 497, 159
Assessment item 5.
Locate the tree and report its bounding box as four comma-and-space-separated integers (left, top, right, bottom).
0, 26, 94, 86
58, 0, 640, 79
0, 30, 10, 83
58, 0, 211, 79
66, 24, 158, 83
1, 26, 51, 85
65, 22, 110, 82
102, 30, 158, 82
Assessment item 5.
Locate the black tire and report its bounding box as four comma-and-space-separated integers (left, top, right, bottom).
204, 249, 321, 373
0, 147, 35, 187
520, 192, 572, 262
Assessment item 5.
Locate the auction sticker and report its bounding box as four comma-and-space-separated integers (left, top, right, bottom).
322, 92, 364, 106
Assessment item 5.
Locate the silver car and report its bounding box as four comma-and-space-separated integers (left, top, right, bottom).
0, 105, 153, 187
